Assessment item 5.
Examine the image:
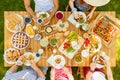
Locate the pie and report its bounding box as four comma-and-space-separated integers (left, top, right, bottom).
11, 32, 30, 49
93, 17, 119, 44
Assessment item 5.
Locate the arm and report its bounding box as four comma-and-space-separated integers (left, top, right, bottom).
69, 0, 79, 19
8, 55, 25, 72
50, 0, 59, 19
8, 64, 19, 72
24, 0, 37, 19
30, 60, 45, 78
41, 0, 59, 25
86, 62, 96, 80
69, 0, 75, 10
105, 61, 113, 80
87, 6, 96, 20
50, 68, 55, 80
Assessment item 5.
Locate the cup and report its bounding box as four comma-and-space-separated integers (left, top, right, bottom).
38, 49, 44, 54
82, 24, 89, 31
34, 34, 41, 40
81, 50, 89, 58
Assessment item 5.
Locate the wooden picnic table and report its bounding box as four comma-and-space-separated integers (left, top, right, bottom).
4, 11, 116, 67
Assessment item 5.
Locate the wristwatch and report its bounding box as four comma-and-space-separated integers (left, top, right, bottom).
71, 7, 77, 12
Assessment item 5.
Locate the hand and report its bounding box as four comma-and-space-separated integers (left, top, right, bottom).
17, 78, 24, 80
90, 62, 96, 71
30, 60, 38, 70
87, 12, 93, 20
73, 11, 79, 19
104, 60, 110, 68
18, 55, 25, 61
41, 16, 51, 25
16, 55, 25, 66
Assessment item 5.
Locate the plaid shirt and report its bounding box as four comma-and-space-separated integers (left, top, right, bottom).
2, 66, 48, 80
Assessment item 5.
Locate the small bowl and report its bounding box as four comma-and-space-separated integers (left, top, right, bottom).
24, 16, 32, 24
74, 54, 83, 64
34, 34, 41, 40
55, 11, 64, 19
82, 24, 89, 31
50, 38, 58, 47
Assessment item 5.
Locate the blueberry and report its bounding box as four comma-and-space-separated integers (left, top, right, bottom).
38, 19, 42, 23
25, 17, 31, 23
36, 53, 40, 57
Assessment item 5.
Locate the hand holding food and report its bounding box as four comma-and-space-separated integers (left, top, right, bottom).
73, 11, 79, 19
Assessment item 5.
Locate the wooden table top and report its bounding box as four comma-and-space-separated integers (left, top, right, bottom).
4, 11, 116, 67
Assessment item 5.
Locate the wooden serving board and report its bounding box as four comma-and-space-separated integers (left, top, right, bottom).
58, 37, 84, 59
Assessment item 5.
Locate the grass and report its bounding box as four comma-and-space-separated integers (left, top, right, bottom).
0, 0, 120, 80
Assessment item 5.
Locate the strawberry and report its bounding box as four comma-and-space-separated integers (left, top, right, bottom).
84, 38, 90, 46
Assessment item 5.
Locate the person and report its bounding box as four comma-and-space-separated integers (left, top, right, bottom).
85, 60, 113, 80
24, 0, 59, 25
50, 67, 74, 80
69, 0, 110, 20
2, 56, 48, 80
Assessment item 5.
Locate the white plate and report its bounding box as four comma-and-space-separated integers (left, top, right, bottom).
36, 12, 50, 25
24, 52, 40, 66
68, 12, 86, 28
52, 55, 66, 69
5, 14, 24, 33
81, 50, 89, 58
92, 55, 104, 68
4, 48, 20, 64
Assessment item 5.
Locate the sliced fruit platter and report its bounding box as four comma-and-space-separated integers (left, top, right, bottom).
84, 35, 102, 53
59, 31, 84, 59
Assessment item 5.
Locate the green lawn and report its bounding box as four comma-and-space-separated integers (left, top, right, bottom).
0, 0, 120, 80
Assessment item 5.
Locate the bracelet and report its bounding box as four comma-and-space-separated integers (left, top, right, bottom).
71, 7, 77, 12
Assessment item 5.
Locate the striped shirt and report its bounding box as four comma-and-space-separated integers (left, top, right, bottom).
34, 0, 54, 12
2, 66, 48, 80
92, 71, 107, 80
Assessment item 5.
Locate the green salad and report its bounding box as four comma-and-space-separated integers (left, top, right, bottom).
67, 31, 78, 41
66, 47, 75, 53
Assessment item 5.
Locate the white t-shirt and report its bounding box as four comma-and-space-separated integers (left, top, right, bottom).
34, 0, 54, 12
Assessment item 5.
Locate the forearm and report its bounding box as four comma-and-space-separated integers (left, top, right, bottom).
50, 0, 59, 18
50, 68, 55, 80
86, 71, 92, 80
69, 0, 75, 9
26, 7, 36, 18
106, 67, 113, 80
89, 7, 96, 14
9, 64, 18, 72
24, 0, 36, 19
34, 67, 45, 78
